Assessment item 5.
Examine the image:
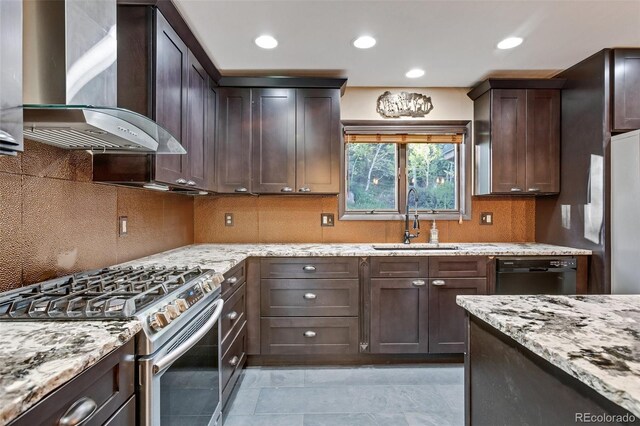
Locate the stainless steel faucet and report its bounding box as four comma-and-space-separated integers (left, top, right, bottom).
404, 187, 420, 244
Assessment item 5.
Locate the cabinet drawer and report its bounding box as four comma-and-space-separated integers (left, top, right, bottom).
221, 326, 247, 394
103, 396, 135, 426
429, 256, 487, 278
261, 258, 359, 279
370, 257, 429, 278
11, 340, 135, 426
261, 317, 359, 355
261, 279, 359, 317
222, 261, 246, 297
222, 283, 247, 352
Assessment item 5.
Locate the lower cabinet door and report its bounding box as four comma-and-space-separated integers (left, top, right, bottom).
370, 278, 429, 354
428, 277, 487, 353
261, 317, 358, 355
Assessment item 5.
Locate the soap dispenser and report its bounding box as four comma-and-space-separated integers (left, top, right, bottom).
429, 220, 439, 244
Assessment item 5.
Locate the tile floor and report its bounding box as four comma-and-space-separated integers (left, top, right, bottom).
224, 365, 464, 426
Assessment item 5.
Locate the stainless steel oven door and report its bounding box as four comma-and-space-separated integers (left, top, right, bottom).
139, 298, 224, 426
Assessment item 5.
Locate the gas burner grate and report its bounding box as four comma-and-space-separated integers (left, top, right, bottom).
0, 266, 205, 320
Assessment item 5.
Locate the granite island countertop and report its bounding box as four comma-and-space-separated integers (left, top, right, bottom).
116, 242, 592, 275
456, 294, 640, 417
0, 320, 141, 425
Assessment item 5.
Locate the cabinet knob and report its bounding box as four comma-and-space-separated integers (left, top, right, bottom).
281, 187, 293, 192
303, 331, 317, 338
432, 280, 446, 286
528, 188, 540, 192
226, 311, 238, 321
298, 187, 311, 192
227, 276, 238, 285
58, 397, 97, 426
187, 180, 196, 186
303, 292, 317, 300
302, 265, 316, 272
411, 279, 426, 287
176, 178, 187, 185
235, 187, 248, 193
229, 356, 240, 367
510, 187, 523, 192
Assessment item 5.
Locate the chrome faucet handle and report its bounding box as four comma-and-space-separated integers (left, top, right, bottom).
413, 214, 420, 230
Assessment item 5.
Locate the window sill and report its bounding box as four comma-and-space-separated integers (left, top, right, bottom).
339, 212, 471, 221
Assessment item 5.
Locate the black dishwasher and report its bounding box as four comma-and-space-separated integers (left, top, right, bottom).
495, 257, 577, 295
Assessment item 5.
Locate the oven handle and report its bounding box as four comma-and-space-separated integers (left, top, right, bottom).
152, 299, 224, 375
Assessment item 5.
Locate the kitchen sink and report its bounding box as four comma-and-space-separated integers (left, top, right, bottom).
372, 244, 460, 251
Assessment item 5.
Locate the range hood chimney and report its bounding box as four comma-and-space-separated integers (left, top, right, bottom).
22, 0, 185, 154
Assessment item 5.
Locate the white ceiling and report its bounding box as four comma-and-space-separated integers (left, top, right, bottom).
173, 0, 640, 87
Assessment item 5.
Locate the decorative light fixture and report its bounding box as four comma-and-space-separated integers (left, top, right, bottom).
255, 35, 278, 49
353, 35, 376, 49
405, 68, 425, 78
497, 37, 523, 50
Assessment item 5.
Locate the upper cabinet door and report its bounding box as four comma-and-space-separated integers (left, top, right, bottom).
154, 11, 189, 185
296, 89, 341, 193
0, 0, 23, 156
612, 49, 640, 132
185, 51, 208, 189
525, 90, 560, 194
490, 89, 527, 193
251, 88, 296, 193
217, 88, 252, 193
205, 80, 217, 192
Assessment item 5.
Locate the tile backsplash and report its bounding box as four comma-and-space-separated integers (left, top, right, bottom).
0, 141, 194, 292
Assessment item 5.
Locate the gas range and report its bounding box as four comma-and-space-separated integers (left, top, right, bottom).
0, 266, 221, 353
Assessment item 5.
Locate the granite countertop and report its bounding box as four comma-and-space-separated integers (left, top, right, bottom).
116, 242, 592, 275
0, 320, 141, 425
456, 295, 640, 417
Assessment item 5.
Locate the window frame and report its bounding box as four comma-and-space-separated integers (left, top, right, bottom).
339, 120, 472, 221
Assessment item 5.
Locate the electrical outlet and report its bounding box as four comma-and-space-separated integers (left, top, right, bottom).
224, 213, 234, 227
119, 216, 128, 236
321, 213, 335, 227
480, 212, 493, 225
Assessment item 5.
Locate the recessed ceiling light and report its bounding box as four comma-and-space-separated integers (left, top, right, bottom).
353, 35, 376, 49
255, 35, 278, 49
405, 68, 425, 78
497, 37, 523, 50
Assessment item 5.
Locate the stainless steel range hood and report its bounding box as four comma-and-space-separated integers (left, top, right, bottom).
22, 0, 185, 155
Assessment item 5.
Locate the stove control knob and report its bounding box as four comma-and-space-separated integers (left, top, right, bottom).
165, 304, 180, 319
149, 311, 171, 331
175, 298, 189, 312
202, 279, 213, 293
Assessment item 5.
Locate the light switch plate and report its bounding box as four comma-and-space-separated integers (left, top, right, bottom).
224, 213, 234, 227
119, 216, 128, 236
480, 212, 493, 225
321, 213, 335, 227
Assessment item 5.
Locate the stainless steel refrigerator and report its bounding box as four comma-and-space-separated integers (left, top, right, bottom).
611, 129, 640, 294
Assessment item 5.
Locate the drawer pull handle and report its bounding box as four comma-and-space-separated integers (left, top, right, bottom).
234, 187, 248, 193
298, 187, 311, 192
510, 187, 523, 192
226, 311, 238, 320
432, 280, 446, 286
281, 186, 294, 192
229, 356, 240, 367
227, 276, 238, 285
303, 293, 317, 300
302, 265, 316, 272
411, 280, 426, 286
58, 397, 97, 426
303, 331, 317, 338
528, 187, 540, 192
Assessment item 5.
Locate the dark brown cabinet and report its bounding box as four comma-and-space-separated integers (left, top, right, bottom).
94, 7, 216, 192
217, 87, 341, 194
217, 87, 252, 193
370, 277, 429, 353
11, 340, 135, 426
296, 89, 341, 193
612, 49, 640, 131
470, 80, 562, 195
251, 88, 297, 193
0, 0, 23, 156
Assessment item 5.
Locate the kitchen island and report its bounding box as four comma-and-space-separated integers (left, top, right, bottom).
457, 295, 640, 425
